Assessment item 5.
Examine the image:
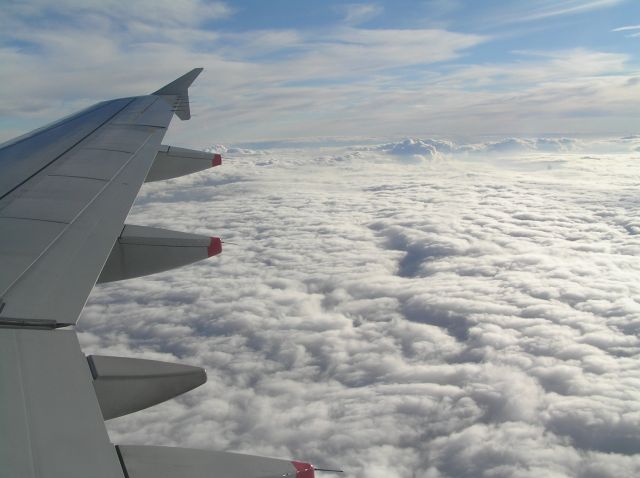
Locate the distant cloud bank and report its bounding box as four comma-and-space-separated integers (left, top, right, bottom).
367, 135, 639, 161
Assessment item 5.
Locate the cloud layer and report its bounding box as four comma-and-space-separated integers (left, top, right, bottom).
78, 138, 640, 477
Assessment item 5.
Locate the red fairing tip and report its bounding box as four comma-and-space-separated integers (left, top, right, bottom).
207, 237, 222, 257
292, 461, 315, 478
212, 153, 222, 167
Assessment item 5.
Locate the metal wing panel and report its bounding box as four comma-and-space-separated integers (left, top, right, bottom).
0, 175, 106, 223
117, 95, 179, 128
50, 148, 131, 180
0, 96, 174, 324
0, 218, 65, 300
86, 124, 157, 153
0, 99, 132, 199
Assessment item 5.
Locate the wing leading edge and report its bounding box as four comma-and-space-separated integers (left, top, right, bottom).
0, 70, 328, 478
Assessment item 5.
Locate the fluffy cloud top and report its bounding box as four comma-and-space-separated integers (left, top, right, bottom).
371, 136, 637, 158
78, 139, 640, 477
376, 138, 453, 160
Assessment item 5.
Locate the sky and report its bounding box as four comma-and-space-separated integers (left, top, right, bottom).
1, 0, 640, 145
3, 1, 640, 477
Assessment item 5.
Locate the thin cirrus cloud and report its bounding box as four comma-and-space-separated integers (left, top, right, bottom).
485, 0, 625, 25
3, 0, 233, 27
611, 24, 640, 31
78, 137, 640, 477
336, 3, 385, 25
611, 24, 640, 38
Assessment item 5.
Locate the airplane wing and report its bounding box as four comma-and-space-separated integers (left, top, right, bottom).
0, 70, 324, 478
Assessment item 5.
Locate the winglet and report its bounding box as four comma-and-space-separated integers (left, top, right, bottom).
152, 68, 203, 120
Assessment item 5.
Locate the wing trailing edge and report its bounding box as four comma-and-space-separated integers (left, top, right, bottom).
116, 446, 318, 478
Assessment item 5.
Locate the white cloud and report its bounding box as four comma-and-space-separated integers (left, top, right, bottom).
375, 138, 448, 161
486, 0, 624, 25
337, 3, 384, 25
612, 24, 640, 32
78, 140, 640, 477
5, 0, 233, 28
366, 136, 640, 159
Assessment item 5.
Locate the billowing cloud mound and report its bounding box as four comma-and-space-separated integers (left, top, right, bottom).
79, 141, 640, 477
378, 138, 455, 158
376, 137, 584, 158
205, 144, 266, 156
480, 137, 579, 153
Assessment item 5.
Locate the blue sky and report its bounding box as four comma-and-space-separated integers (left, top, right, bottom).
219, 0, 640, 51
1, 0, 639, 144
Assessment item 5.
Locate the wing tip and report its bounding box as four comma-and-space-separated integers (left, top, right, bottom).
152, 68, 204, 96
152, 68, 204, 121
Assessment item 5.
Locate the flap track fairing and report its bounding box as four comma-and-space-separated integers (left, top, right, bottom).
89, 355, 206, 420
145, 145, 221, 183
97, 225, 221, 283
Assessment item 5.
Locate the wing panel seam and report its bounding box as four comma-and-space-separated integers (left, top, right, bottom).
14, 331, 38, 478
0, 215, 68, 225
0, 98, 136, 202
46, 174, 110, 181
78, 147, 139, 154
